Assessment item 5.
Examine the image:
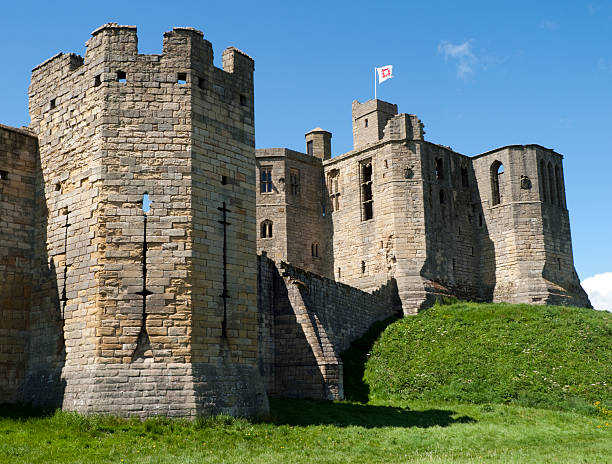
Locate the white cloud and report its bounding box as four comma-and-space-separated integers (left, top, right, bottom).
438, 40, 477, 80
582, 272, 612, 311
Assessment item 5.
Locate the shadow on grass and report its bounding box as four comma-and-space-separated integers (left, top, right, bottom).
270, 399, 475, 429
0, 403, 55, 420
340, 316, 399, 403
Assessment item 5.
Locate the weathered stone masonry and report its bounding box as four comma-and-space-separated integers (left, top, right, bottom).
0, 23, 592, 414
2, 24, 269, 417
256, 99, 591, 314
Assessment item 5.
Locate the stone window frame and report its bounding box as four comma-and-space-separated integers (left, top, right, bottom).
547, 161, 556, 205
461, 166, 469, 188
490, 160, 504, 206
307, 140, 314, 156
327, 169, 341, 212
539, 159, 548, 203
435, 157, 444, 181
260, 166, 273, 193
311, 242, 319, 258
289, 168, 300, 196
554, 164, 565, 208
260, 220, 273, 238
360, 159, 374, 221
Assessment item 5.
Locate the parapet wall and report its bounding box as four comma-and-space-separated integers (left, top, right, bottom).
258, 254, 400, 400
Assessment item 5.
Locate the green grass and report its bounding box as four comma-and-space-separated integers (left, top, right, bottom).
1, 302, 610, 463
0, 399, 610, 463
363, 302, 612, 411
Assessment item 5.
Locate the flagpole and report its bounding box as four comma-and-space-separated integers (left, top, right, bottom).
374, 67, 377, 100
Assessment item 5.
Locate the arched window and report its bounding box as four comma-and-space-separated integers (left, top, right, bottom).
555, 165, 564, 207
548, 162, 556, 205
491, 161, 504, 206
260, 220, 273, 238
435, 158, 444, 180
539, 159, 548, 202
311, 242, 319, 258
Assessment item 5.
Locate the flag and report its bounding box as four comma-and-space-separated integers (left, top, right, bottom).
376, 65, 393, 84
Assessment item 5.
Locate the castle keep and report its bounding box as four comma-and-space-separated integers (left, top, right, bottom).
0, 24, 590, 416
257, 100, 590, 312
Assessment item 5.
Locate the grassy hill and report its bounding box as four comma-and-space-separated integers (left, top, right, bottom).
352, 302, 611, 412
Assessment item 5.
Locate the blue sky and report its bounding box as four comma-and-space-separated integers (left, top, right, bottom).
1, 1, 611, 306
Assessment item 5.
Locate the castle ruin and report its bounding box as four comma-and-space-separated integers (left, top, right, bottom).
0, 24, 590, 416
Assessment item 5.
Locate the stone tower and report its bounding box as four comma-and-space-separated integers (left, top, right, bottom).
256, 99, 590, 313
25, 24, 268, 417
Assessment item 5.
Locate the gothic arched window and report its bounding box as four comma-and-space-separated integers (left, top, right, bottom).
491, 161, 504, 206
260, 220, 273, 238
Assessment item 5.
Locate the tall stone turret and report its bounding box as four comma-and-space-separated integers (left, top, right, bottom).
25, 23, 268, 417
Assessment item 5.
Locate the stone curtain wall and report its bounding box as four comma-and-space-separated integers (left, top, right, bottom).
258, 254, 400, 400
0, 125, 37, 403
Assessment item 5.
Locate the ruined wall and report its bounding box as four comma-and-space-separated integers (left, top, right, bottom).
419, 143, 482, 304
472, 145, 589, 306
257, 254, 399, 400
26, 23, 267, 417
0, 125, 37, 403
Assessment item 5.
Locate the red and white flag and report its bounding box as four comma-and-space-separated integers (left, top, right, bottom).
376, 65, 393, 83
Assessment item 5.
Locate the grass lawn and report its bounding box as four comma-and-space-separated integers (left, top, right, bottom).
0, 399, 610, 464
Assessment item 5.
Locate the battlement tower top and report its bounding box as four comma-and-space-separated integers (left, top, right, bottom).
352, 99, 398, 149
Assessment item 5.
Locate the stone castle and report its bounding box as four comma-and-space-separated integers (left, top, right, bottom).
0, 24, 590, 417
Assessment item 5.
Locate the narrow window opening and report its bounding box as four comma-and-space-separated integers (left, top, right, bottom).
491, 161, 504, 206
558, 258, 561, 270
555, 165, 563, 207
361, 261, 366, 273
177, 72, 187, 84
471, 247, 474, 257
50, 98, 56, 110
141, 192, 151, 214
328, 169, 341, 212
461, 166, 469, 187
548, 162, 556, 205
540, 159, 548, 202
221, 175, 228, 185
439, 189, 445, 204
311, 242, 319, 258
435, 158, 444, 180
337, 267, 341, 279
452, 258, 456, 271
479, 214, 483, 228
55, 182, 61, 192
94, 75, 101, 87
260, 220, 273, 238
240, 94, 247, 106
364, 118, 368, 128
290, 168, 300, 195
384, 160, 388, 168
260, 167, 273, 193
198, 77, 206, 90
322, 203, 326, 217
306, 140, 314, 156
458, 226, 461, 235
0, 170, 8, 180
361, 161, 373, 221
116, 71, 127, 83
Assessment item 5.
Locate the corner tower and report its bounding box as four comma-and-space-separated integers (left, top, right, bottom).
27, 24, 268, 417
